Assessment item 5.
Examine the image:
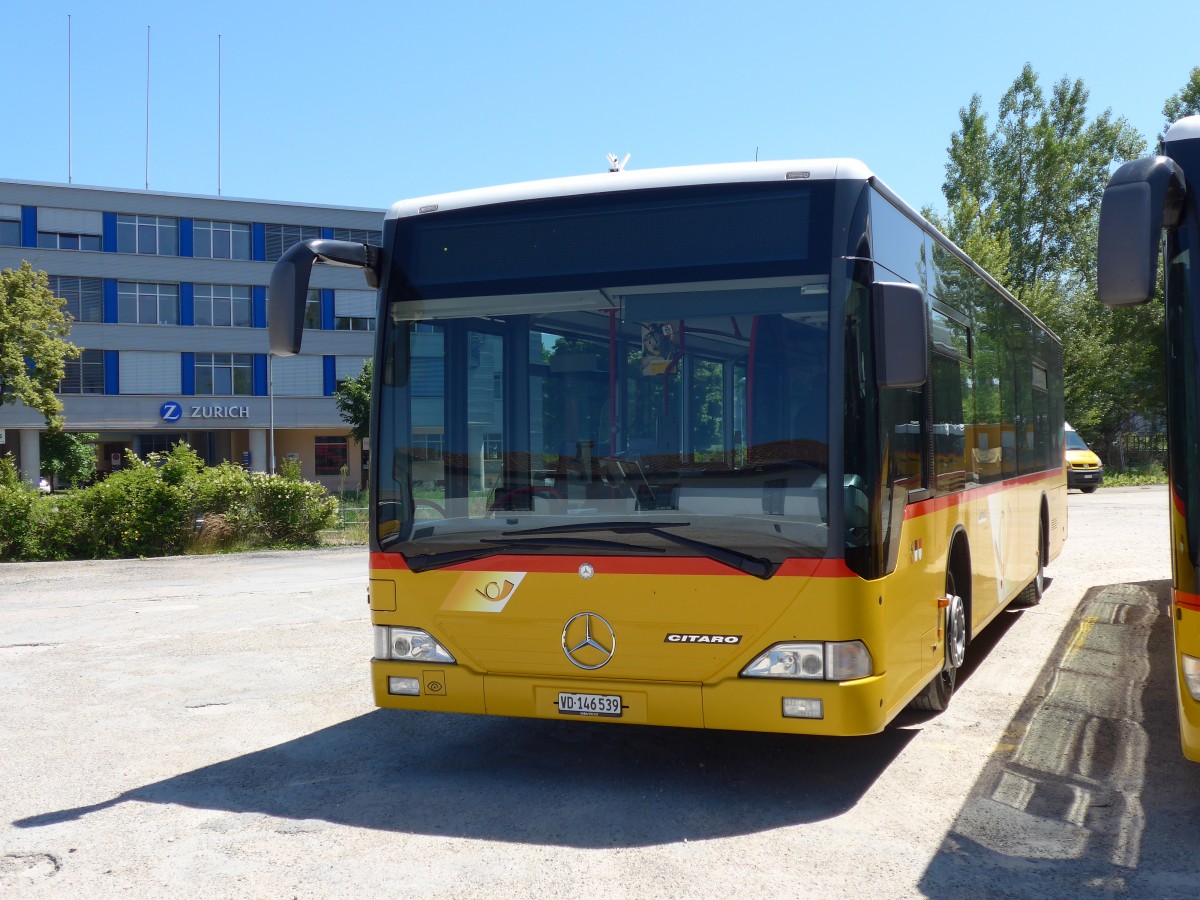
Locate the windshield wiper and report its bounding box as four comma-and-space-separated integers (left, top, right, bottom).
404, 536, 664, 574
502, 521, 776, 580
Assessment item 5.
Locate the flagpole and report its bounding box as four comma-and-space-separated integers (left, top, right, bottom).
68, 15, 73, 183
145, 25, 151, 190
218, 34, 222, 196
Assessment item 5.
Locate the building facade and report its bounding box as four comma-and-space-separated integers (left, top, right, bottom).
0, 179, 382, 490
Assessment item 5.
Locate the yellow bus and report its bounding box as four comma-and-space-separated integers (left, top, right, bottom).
1098, 115, 1200, 760
270, 158, 1066, 735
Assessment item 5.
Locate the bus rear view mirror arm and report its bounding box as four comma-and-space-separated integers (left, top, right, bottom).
1097, 156, 1187, 308
268, 239, 381, 356
873, 281, 928, 389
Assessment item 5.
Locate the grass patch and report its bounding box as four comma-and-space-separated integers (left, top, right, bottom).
1104, 460, 1167, 487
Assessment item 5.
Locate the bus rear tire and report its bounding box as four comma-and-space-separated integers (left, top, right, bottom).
912, 573, 966, 713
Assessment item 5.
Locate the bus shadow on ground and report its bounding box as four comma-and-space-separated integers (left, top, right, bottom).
16, 708, 916, 848
919, 578, 1198, 897
13, 589, 1036, 849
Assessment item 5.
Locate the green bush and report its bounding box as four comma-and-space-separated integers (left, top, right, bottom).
0, 444, 340, 561
247, 472, 337, 544
26, 490, 89, 561
0, 468, 35, 561
75, 458, 192, 557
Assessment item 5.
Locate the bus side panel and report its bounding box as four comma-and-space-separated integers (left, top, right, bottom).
907, 472, 1064, 665
1174, 484, 1200, 761
1048, 481, 1068, 564
1174, 601, 1200, 762
885, 506, 945, 711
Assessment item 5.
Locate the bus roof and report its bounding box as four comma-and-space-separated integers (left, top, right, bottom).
386, 158, 876, 220
383, 157, 1056, 344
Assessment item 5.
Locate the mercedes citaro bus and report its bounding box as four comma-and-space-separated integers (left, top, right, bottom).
270, 157, 1065, 735
1098, 115, 1200, 760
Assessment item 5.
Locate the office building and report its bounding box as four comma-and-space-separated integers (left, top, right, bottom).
0, 179, 383, 490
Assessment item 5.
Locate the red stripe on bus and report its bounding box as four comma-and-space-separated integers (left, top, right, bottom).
1176, 590, 1200, 613
904, 469, 1063, 520
369, 551, 855, 578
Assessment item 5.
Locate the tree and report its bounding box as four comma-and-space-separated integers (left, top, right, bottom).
334, 359, 372, 444
1163, 67, 1200, 131
41, 431, 99, 488
0, 262, 79, 427
939, 65, 1154, 454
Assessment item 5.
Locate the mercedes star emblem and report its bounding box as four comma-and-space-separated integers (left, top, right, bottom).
561, 612, 615, 670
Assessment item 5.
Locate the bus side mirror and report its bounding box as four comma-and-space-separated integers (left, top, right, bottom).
1097, 156, 1187, 308
873, 281, 928, 389
268, 239, 380, 355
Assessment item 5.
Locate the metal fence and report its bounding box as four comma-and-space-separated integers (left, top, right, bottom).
321, 503, 369, 545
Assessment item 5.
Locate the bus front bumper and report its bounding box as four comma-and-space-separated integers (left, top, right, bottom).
371, 660, 891, 736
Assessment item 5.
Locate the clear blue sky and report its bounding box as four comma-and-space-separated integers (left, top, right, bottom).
3, 1, 1193, 217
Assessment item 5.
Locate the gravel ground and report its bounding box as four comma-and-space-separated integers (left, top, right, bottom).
1, 488, 1193, 898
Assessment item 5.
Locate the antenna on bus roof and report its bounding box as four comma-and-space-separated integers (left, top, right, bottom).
607, 153, 631, 173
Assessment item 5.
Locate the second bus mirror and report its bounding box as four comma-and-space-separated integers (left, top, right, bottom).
1097, 155, 1187, 307
873, 281, 928, 389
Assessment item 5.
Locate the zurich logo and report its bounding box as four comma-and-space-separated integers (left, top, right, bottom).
160, 401, 183, 423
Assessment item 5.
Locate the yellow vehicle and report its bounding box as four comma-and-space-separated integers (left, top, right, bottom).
1098, 115, 1200, 760
270, 158, 1066, 735
1064, 423, 1103, 493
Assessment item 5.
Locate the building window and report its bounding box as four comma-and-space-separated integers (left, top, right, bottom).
0, 217, 19, 246
194, 284, 252, 327
48, 275, 103, 323
412, 433, 444, 461
118, 351, 181, 394
118, 281, 179, 325
304, 289, 322, 329
334, 288, 375, 331
59, 348, 105, 394
117, 214, 178, 255
332, 227, 382, 245
37, 231, 101, 251
139, 433, 187, 455
193, 220, 251, 260
265, 223, 322, 262
195, 352, 252, 395
315, 435, 348, 475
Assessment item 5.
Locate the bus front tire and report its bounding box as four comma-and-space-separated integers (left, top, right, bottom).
912, 576, 966, 713
1014, 517, 1046, 607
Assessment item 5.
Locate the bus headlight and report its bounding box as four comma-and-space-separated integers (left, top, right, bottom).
1183, 654, 1200, 701
741, 640, 872, 682
373, 626, 456, 664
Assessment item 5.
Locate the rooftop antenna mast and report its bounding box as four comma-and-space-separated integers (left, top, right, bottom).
607, 153, 631, 172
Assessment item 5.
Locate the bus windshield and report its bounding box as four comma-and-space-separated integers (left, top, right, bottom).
376, 279, 832, 569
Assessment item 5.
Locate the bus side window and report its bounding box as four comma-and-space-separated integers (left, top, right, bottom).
931, 353, 967, 493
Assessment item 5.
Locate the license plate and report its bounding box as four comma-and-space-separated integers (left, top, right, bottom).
557, 691, 622, 717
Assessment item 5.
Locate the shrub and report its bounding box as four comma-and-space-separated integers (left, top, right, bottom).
192, 461, 252, 519
1, 447, 339, 560
247, 473, 337, 544
74, 457, 191, 558
0, 484, 34, 560
26, 490, 89, 561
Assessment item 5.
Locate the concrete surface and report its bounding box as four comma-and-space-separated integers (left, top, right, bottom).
0, 488, 1193, 898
